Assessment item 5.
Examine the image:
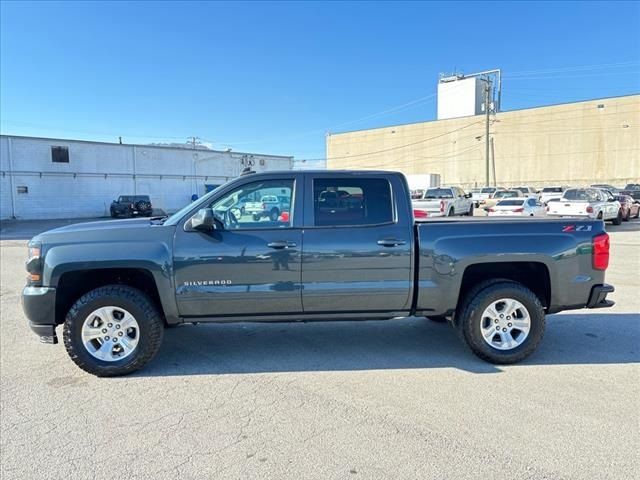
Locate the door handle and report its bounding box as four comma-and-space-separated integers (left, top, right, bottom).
267, 241, 297, 249
377, 239, 407, 247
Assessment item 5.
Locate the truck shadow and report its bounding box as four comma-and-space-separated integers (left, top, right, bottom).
140, 312, 640, 377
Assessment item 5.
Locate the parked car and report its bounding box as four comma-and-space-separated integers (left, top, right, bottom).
245, 195, 290, 221
620, 183, 640, 202
110, 195, 152, 218
614, 194, 640, 220
591, 184, 621, 194
482, 190, 524, 211
539, 186, 567, 205
412, 187, 474, 217
546, 188, 622, 224
476, 186, 506, 206
512, 186, 539, 198
487, 197, 546, 217
22, 170, 614, 376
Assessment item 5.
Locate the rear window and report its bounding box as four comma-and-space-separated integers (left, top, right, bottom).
497, 199, 525, 206
494, 191, 519, 199
314, 178, 392, 227
542, 187, 563, 193
481, 188, 496, 193
563, 189, 598, 201
423, 188, 453, 199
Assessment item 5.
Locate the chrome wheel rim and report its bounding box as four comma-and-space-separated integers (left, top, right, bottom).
480, 298, 531, 351
81, 307, 140, 362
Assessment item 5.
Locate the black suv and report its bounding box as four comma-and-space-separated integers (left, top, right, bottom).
110, 195, 152, 218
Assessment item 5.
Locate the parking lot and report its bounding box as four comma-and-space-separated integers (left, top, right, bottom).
1, 218, 638, 480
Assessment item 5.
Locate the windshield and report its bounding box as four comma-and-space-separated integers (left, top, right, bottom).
423, 188, 453, 199
514, 187, 530, 194
481, 188, 496, 194
542, 187, 563, 193
624, 184, 640, 190
497, 199, 525, 206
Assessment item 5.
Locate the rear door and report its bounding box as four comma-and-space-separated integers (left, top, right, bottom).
300, 173, 414, 313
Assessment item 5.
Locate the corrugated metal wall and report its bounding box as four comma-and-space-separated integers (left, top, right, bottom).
0, 136, 292, 219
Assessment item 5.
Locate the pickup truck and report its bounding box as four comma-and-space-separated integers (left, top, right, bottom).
546, 188, 622, 224
245, 195, 290, 221
22, 170, 615, 376
412, 187, 474, 217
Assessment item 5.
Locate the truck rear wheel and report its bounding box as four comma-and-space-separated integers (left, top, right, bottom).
455, 281, 545, 364
62, 285, 164, 377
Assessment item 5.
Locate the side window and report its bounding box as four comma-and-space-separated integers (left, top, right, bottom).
313, 177, 393, 227
527, 198, 536, 206
208, 179, 294, 229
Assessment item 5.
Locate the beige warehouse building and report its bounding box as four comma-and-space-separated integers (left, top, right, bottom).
326, 94, 640, 189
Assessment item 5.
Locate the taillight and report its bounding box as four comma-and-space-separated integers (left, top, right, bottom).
586, 205, 594, 213
513, 208, 524, 212
546, 205, 550, 212
488, 208, 495, 213
440, 200, 445, 213
592, 233, 610, 271
414, 209, 429, 219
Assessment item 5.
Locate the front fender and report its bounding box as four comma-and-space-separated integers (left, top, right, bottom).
43, 242, 179, 323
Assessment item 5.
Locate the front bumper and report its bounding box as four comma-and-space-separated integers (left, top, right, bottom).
21, 286, 58, 343
586, 284, 615, 309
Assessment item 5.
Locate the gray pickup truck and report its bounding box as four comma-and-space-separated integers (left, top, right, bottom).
22, 170, 614, 376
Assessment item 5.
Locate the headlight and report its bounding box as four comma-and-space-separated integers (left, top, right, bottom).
26, 241, 43, 285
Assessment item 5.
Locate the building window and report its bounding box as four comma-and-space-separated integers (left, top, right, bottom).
17, 186, 28, 194
51, 146, 69, 163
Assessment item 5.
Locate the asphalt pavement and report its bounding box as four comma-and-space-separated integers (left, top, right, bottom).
1, 218, 638, 479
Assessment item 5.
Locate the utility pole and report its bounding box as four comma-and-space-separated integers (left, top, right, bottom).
490, 136, 496, 186
187, 136, 201, 149
483, 78, 491, 186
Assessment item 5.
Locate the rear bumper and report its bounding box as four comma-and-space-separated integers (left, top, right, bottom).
21, 286, 58, 344
586, 284, 615, 309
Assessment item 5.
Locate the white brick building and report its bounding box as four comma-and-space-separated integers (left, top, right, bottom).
0, 135, 293, 219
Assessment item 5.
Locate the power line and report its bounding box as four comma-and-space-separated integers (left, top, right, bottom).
505, 60, 639, 78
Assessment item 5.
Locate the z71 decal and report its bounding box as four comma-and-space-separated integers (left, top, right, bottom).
562, 225, 593, 232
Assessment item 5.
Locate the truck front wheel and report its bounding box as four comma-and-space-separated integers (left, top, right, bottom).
455, 281, 545, 364
62, 285, 164, 377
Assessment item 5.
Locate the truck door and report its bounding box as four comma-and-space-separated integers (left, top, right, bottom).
173, 175, 303, 317
300, 173, 414, 313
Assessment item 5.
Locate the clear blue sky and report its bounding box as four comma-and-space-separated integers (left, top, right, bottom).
1, 1, 639, 161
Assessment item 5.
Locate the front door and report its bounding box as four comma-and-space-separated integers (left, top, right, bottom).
300, 174, 413, 313
173, 176, 303, 318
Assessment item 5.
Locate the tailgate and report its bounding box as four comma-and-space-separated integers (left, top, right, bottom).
548, 201, 588, 216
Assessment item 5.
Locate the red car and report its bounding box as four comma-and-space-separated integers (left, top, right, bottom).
614, 195, 640, 221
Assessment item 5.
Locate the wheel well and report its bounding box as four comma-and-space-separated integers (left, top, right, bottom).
458, 262, 550, 310
55, 268, 163, 324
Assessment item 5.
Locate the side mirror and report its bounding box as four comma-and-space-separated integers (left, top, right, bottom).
465, 193, 472, 199
191, 208, 219, 231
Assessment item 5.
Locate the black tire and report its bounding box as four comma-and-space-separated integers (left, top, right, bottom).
110, 210, 117, 218
636, 208, 640, 219
467, 204, 474, 216
448, 207, 454, 217
611, 210, 622, 225
455, 281, 545, 364
597, 211, 603, 220
252, 214, 260, 222
270, 208, 280, 221
62, 285, 164, 377
427, 315, 449, 323
623, 209, 630, 222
